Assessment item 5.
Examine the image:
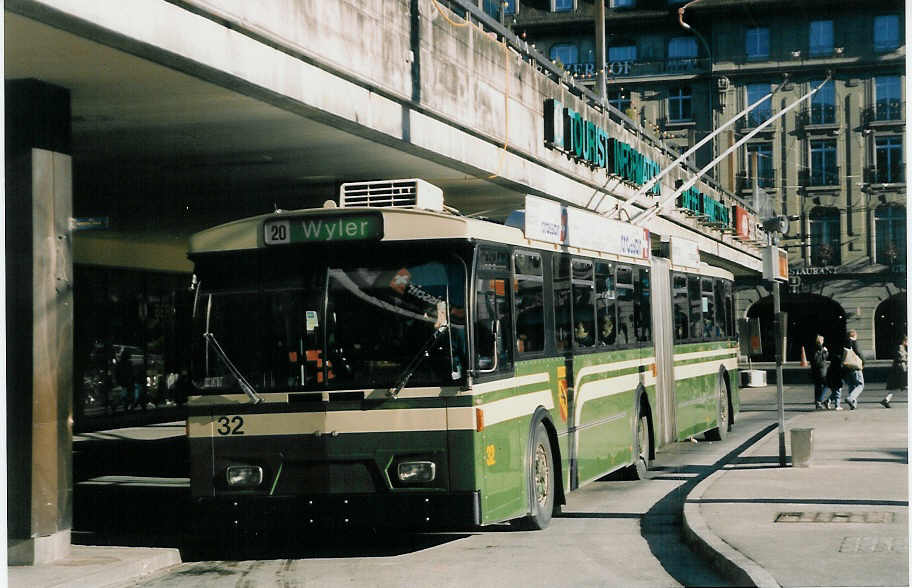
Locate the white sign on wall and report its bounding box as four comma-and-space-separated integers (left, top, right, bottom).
670, 236, 701, 269
524, 196, 650, 260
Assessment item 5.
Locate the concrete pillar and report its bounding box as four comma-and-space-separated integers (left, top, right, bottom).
6, 79, 73, 565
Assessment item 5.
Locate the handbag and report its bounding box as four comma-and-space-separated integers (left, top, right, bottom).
843, 347, 863, 370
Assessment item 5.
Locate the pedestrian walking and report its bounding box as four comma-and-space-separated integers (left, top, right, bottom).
843, 330, 864, 410
882, 335, 907, 408
825, 343, 844, 410
809, 335, 829, 410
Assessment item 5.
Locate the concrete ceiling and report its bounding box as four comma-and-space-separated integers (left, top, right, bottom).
4, 11, 524, 233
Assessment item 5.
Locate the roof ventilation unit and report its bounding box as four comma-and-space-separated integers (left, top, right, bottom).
339, 179, 444, 212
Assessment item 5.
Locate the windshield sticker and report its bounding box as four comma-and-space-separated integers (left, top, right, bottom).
306, 310, 319, 332
390, 269, 411, 294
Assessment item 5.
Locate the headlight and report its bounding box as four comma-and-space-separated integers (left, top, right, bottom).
226, 465, 263, 488
397, 461, 436, 483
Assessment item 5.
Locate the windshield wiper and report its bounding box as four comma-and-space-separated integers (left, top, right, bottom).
204, 332, 263, 404
388, 325, 449, 398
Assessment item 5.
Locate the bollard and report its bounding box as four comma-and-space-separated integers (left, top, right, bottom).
790, 427, 814, 467
741, 369, 767, 388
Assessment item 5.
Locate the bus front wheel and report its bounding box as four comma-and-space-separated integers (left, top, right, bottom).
523, 422, 555, 530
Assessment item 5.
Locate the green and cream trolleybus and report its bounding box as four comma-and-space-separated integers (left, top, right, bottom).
186, 179, 739, 533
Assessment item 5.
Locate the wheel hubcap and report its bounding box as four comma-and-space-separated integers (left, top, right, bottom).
719, 389, 728, 426
638, 416, 649, 463
534, 443, 550, 506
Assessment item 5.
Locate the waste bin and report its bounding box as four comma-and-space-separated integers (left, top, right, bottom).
790, 427, 814, 467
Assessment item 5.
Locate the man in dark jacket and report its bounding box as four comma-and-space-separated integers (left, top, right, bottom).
809, 335, 828, 410
843, 330, 865, 410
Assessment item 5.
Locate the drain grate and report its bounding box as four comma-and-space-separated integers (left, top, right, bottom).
775, 512, 896, 523
839, 536, 907, 553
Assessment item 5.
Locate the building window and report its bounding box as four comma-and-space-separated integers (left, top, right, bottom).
609, 44, 637, 62
746, 27, 770, 60
873, 14, 900, 52
809, 20, 833, 56
611, 0, 635, 7
668, 37, 698, 58
810, 139, 838, 185
746, 83, 772, 127
550, 43, 578, 67
875, 136, 903, 184
553, 0, 574, 12
608, 89, 631, 114
483, 0, 502, 19
668, 87, 692, 122
875, 76, 902, 121
503, 0, 516, 15
745, 142, 774, 187
810, 79, 835, 124
875, 205, 906, 265
808, 208, 841, 266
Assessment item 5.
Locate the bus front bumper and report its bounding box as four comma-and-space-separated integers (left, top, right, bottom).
187, 491, 482, 534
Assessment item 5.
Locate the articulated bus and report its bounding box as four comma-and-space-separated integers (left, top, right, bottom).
186, 179, 739, 535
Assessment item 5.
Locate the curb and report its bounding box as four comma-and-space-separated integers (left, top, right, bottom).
92, 547, 182, 588
681, 428, 782, 588
8, 545, 182, 588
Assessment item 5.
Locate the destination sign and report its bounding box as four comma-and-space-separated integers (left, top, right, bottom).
264, 213, 383, 245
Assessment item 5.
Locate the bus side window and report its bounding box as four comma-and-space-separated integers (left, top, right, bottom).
635, 267, 651, 343
616, 264, 634, 346
714, 278, 726, 340
514, 251, 544, 354
723, 280, 735, 338
475, 277, 512, 372
672, 273, 688, 342
596, 262, 616, 346
572, 259, 595, 348
688, 275, 702, 340
552, 255, 572, 351
702, 277, 715, 340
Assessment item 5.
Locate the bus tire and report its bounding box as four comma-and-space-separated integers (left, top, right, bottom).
705, 373, 729, 441
624, 396, 652, 480
523, 421, 555, 530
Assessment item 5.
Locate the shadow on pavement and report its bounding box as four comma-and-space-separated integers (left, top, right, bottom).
640, 423, 777, 588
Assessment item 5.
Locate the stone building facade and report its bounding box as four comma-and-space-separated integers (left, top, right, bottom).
506, 0, 906, 360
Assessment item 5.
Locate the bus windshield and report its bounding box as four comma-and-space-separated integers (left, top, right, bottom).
191, 248, 467, 394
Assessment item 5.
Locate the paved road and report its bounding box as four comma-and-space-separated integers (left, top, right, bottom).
120, 384, 820, 588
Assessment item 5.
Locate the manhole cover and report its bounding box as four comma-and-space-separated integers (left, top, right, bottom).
839, 536, 907, 553
775, 512, 896, 523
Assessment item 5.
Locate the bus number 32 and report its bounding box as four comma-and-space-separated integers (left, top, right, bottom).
216, 416, 245, 435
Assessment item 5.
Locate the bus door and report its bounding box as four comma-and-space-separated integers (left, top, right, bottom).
473, 246, 519, 522
650, 258, 676, 446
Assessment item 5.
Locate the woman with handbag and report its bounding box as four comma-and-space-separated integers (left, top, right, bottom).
843, 330, 865, 410
882, 335, 907, 408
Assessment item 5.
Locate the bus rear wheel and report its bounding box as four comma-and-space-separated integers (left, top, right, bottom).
523, 422, 555, 530
624, 402, 651, 480
705, 376, 729, 441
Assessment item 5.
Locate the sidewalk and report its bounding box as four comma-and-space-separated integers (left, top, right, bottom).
8, 545, 181, 588
685, 385, 909, 588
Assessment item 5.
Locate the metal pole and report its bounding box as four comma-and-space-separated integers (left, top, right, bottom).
595, 0, 606, 102
773, 278, 786, 466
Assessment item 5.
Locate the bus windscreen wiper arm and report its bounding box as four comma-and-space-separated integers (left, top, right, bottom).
204, 332, 263, 404
389, 325, 449, 398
